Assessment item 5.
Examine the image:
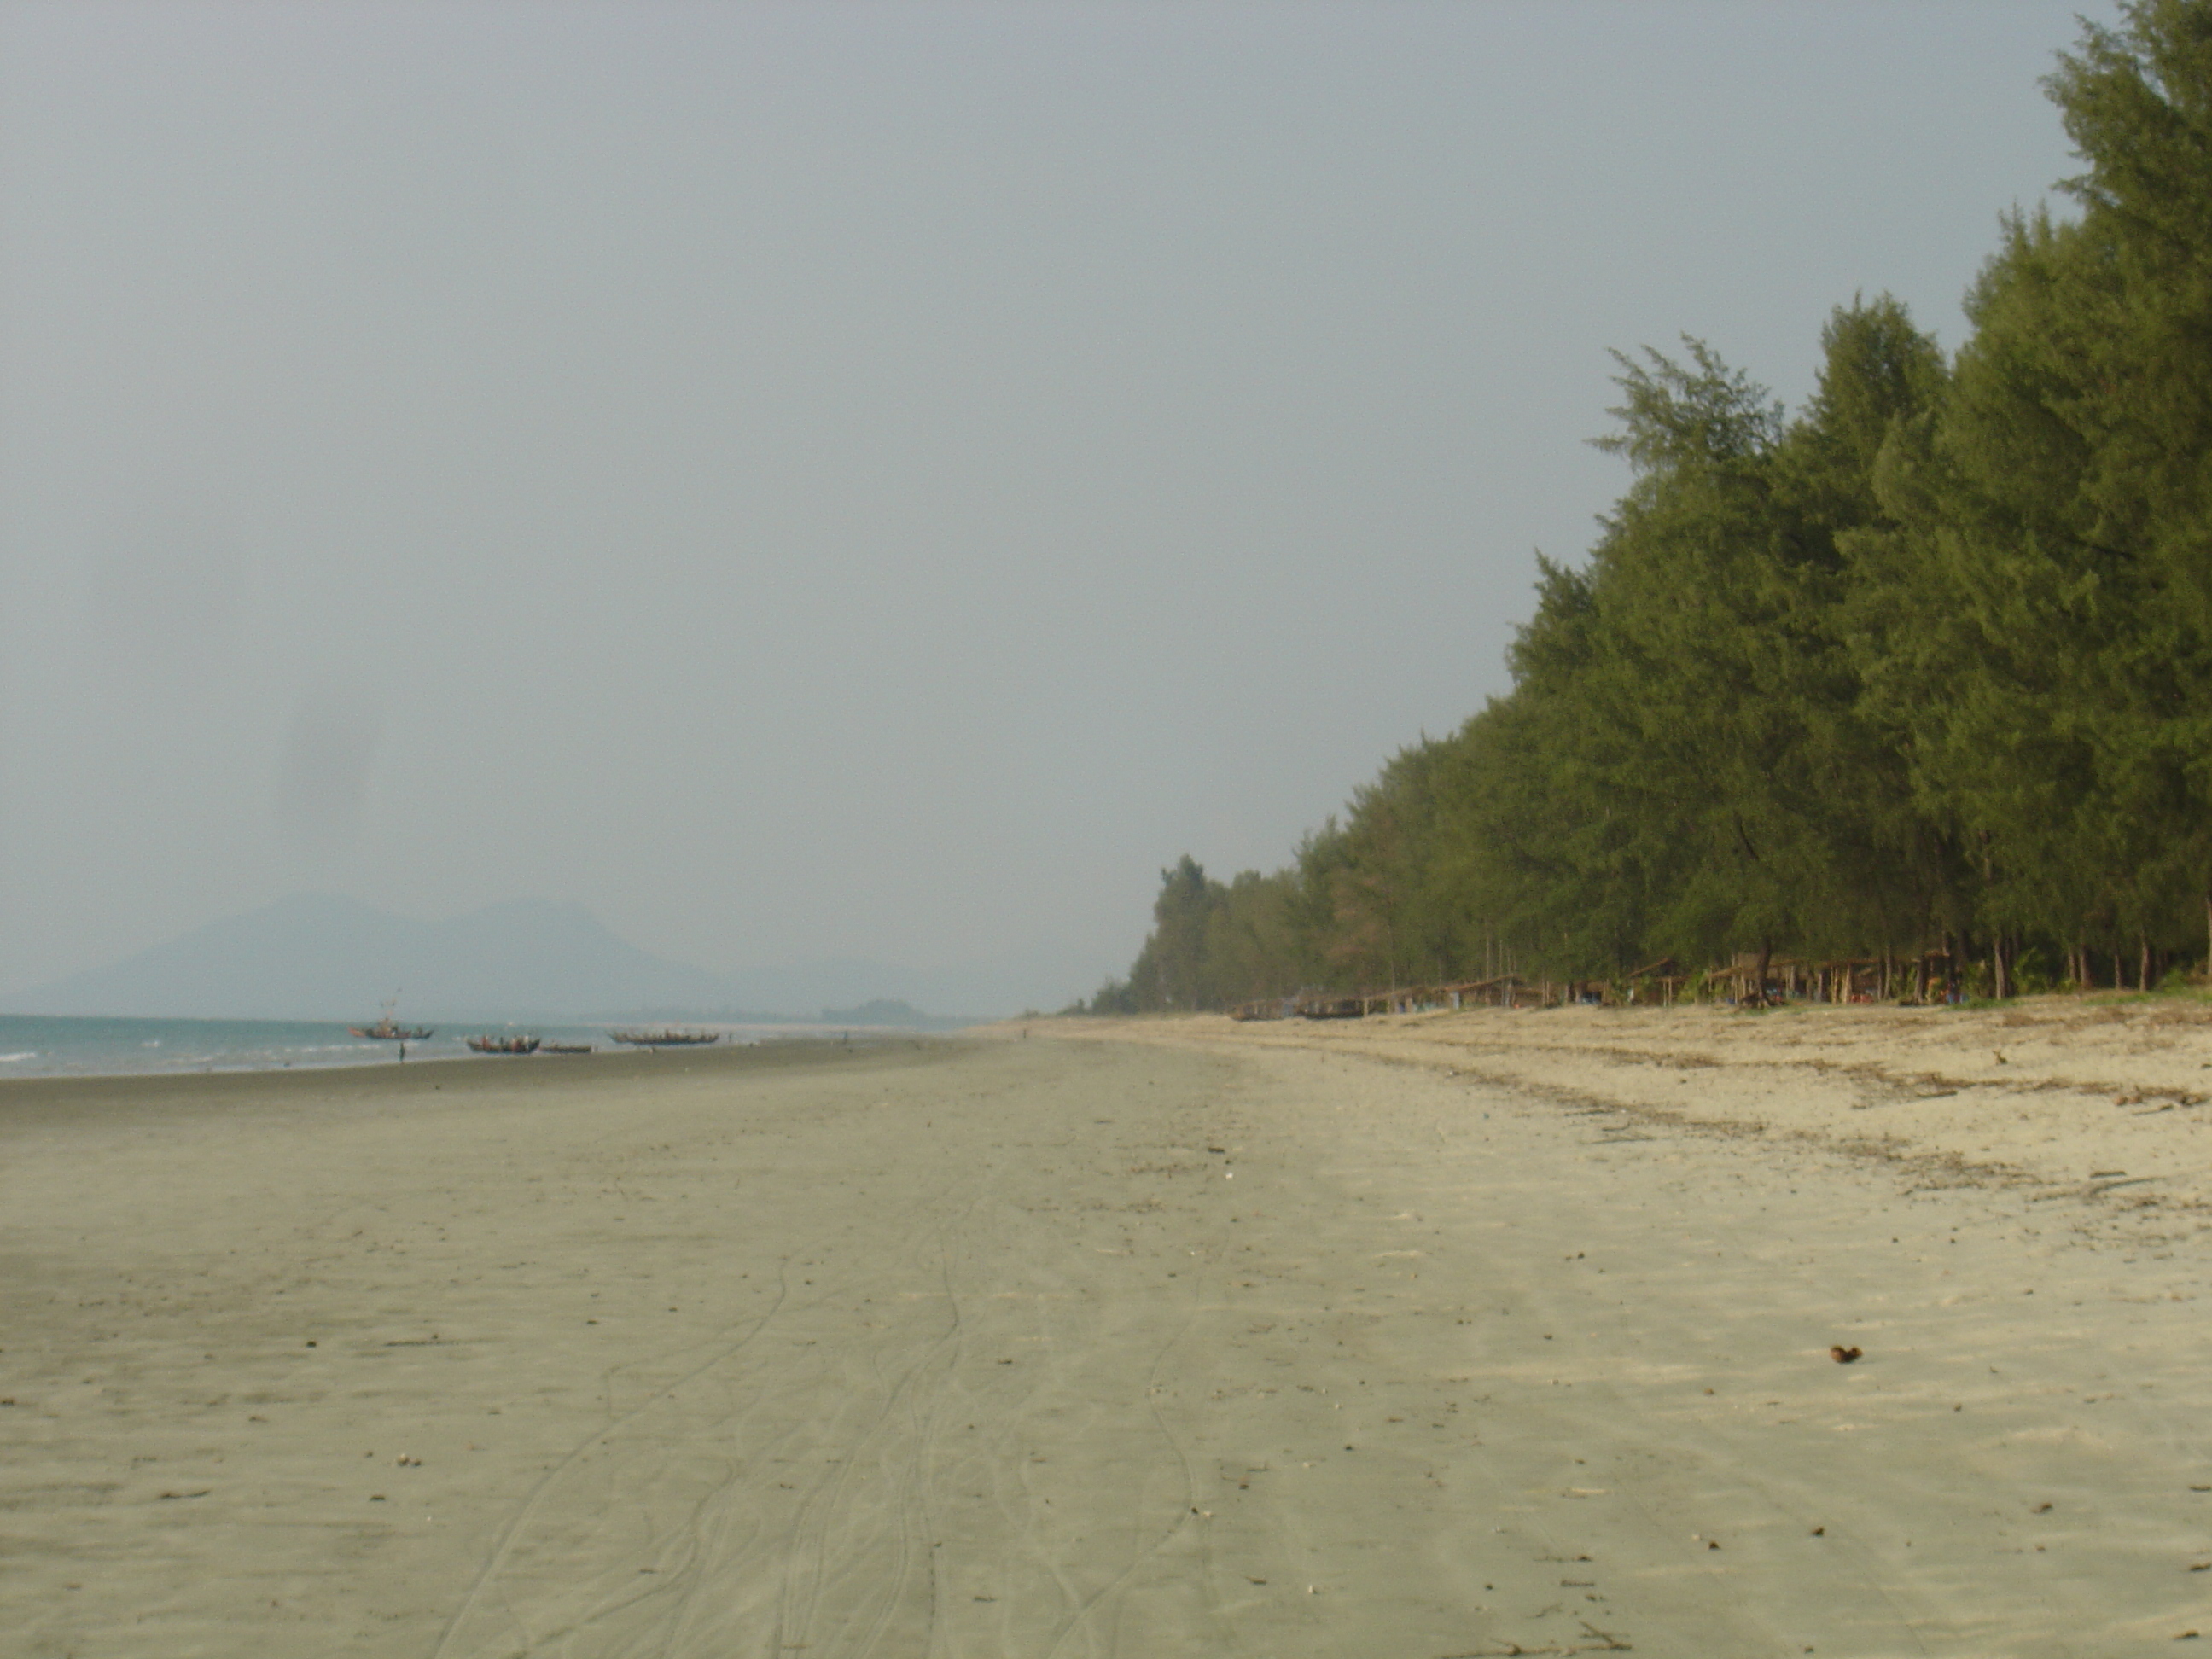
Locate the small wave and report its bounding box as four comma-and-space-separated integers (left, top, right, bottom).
0, 1051, 37, 1063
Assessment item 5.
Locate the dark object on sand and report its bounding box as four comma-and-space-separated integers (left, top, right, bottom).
609, 1028, 721, 1047
1298, 998, 1365, 1021
539, 1042, 593, 1055
1831, 1345, 1863, 1364
467, 1034, 541, 1055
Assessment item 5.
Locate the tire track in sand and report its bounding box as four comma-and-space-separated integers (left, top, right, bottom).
431, 1260, 799, 1659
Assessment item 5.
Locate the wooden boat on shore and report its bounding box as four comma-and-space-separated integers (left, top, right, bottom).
466, 1034, 540, 1055
608, 1028, 720, 1048
539, 1042, 594, 1055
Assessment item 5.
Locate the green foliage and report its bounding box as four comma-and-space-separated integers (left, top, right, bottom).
1092, 857, 1317, 1012
1099, 3, 2212, 1008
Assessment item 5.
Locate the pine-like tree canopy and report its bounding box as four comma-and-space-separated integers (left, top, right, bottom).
1085, 3, 2212, 1013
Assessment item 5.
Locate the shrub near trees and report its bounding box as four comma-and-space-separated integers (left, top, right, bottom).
1085, 1, 2212, 1015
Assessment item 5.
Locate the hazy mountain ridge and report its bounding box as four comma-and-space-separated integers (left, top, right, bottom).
3, 895, 1029, 1023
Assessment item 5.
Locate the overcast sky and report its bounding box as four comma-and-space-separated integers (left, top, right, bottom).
1, 0, 2092, 1008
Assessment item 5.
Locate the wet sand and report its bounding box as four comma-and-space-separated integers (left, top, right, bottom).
3, 1012, 2209, 1656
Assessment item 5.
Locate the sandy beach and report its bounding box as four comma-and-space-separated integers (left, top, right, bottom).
4, 1006, 2209, 1656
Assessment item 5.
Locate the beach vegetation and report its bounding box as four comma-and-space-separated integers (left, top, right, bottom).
1093, 1, 2212, 1013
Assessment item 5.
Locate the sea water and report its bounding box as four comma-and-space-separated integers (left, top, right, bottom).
0, 1014, 624, 1080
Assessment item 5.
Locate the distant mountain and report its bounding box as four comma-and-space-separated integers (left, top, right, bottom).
3, 895, 741, 1022
712, 940, 1099, 1019
2, 894, 1080, 1023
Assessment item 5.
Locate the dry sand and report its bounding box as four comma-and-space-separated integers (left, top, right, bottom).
3, 1005, 2209, 1656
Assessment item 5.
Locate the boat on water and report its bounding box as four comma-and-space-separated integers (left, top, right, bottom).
608, 1028, 720, 1047
539, 1042, 594, 1055
351, 999, 434, 1042
466, 1034, 540, 1055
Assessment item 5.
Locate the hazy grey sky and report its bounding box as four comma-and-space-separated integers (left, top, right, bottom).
1, 1, 2091, 1007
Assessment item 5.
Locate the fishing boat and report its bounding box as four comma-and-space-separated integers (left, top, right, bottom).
466, 1034, 540, 1055
608, 1028, 720, 1047
539, 1041, 594, 1055
351, 998, 434, 1042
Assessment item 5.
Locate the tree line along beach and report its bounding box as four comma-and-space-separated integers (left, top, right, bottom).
1085, 7, 2212, 1021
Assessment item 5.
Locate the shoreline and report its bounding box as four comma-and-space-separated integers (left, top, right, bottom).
0, 1033, 938, 1132
0, 1011, 961, 1088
